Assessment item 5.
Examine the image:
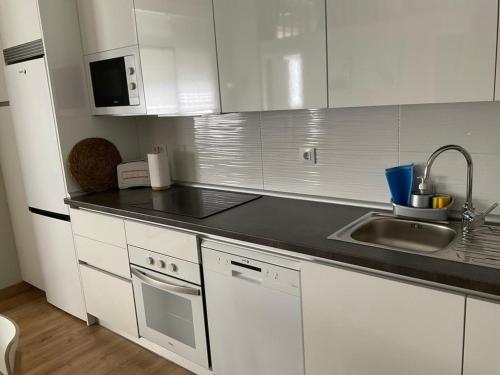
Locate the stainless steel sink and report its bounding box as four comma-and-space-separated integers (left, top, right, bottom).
329, 212, 460, 254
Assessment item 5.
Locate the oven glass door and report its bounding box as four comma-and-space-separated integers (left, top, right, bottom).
89, 57, 129, 107
131, 266, 209, 368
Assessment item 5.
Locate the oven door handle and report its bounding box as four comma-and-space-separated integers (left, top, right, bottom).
131, 268, 200, 296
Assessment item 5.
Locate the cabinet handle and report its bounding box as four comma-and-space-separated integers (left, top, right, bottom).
18, 69, 26, 74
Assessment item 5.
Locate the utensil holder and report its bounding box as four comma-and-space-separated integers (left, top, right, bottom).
392, 198, 454, 221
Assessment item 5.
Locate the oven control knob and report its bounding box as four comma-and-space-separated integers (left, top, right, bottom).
168, 263, 178, 273
128, 82, 137, 90
128, 67, 135, 75
146, 257, 155, 266
158, 260, 166, 269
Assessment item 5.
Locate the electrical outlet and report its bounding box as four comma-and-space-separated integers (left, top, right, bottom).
152, 144, 167, 154
300, 147, 317, 165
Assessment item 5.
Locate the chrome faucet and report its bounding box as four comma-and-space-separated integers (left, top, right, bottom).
422, 144, 498, 233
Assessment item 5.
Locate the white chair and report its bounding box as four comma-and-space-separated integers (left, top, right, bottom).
0, 314, 19, 375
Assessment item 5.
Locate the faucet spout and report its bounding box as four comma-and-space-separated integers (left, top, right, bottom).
423, 144, 474, 212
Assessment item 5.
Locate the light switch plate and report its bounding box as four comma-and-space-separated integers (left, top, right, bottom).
300, 147, 317, 165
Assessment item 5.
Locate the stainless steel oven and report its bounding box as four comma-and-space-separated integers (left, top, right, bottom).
129, 246, 209, 368
84, 45, 146, 115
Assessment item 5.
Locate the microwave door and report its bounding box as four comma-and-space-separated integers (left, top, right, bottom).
89, 57, 129, 107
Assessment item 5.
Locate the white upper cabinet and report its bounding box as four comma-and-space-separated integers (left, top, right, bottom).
0, 0, 42, 49
77, 0, 138, 55
135, 0, 220, 115
328, 0, 498, 108
302, 262, 465, 375
463, 297, 500, 375
213, 0, 327, 113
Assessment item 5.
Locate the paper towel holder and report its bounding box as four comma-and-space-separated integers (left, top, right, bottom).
148, 147, 172, 191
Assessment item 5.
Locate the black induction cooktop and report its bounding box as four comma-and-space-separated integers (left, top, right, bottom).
130, 186, 261, 219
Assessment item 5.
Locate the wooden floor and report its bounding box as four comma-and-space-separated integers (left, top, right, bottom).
0, 284, 193, 375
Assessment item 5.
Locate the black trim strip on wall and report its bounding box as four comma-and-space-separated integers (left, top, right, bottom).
29, 207, 71, 222
0, 101, 9, 107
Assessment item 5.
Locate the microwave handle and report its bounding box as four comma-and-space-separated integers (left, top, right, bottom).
131, 268, 200, 296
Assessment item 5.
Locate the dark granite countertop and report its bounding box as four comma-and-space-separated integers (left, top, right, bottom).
65, 186, 500, 297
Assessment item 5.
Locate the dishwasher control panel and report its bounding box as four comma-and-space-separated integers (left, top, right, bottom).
202, 247, 301, 296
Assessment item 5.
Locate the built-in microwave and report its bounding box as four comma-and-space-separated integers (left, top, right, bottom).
84, 45, 146, 115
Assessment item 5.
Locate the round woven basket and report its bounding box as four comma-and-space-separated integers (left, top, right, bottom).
68, 138, 122, 193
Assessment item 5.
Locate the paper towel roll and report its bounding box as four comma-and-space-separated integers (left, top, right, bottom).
148, 151, 171, 190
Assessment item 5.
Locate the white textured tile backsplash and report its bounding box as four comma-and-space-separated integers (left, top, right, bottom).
138, 113, 263, 189
400, 102, 500, 214
400, 102, 500, 154
137, 101, 500, 212
261, 107, 399, 202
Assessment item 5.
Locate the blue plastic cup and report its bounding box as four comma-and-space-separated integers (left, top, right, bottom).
385, 164, 414, 206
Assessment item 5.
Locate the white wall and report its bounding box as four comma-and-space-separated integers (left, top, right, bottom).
137, 102, 500, 215
0, 161, 21, 289
0, 35, 22, 289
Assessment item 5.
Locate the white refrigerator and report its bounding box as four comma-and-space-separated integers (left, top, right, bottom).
3, 55, 86, 321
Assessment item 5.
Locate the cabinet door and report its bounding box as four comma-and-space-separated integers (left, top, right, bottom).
4, 59, 68, 215
124, 220, 199, 263
328, 0, 497, 108
302, 262, 464, 375
70, 208, 127, 248
463, 297, 500, 375
0, 0, 42, 49
74, 236, 130, 279
32, 213, 86, 321
77, 0, 137, 55
135, 0, 220, 115
0, 107, 44, 289
80, 264, 138, 337
213, 0, 327, 112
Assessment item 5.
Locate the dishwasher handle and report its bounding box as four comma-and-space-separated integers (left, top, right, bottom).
231, 270, 263, 284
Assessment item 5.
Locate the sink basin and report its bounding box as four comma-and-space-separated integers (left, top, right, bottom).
329, 213, 459, 254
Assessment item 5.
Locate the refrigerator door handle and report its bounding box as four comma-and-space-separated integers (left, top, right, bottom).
29, 207, 70, 222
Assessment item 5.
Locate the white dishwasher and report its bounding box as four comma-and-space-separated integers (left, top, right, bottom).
202, 240, 304, 375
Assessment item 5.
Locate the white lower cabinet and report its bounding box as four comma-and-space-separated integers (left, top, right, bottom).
463, 297, 500, 375
32, 213, 86, 320
301, 262, 465, 375
71, 208, 127, 248
124, 220, 199, 263
80, 264, 138, 338
74, 235, 130, 279
70, 209, 138, 335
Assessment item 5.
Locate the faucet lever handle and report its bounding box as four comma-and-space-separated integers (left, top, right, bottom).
462, 202, 498, 232
481, 202, 499, 217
